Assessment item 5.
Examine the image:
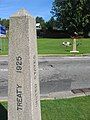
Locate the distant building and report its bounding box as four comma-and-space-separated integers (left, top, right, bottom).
0, 24, 6, 37
36, 23, 42, 30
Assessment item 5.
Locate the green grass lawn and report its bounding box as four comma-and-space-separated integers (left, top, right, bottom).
0, 38, 90, 55
41, 96, 90, 120
38, 38, 90, 55
38, 38, 72, 54
0, 96, 90, 120
0, 38, 8, 55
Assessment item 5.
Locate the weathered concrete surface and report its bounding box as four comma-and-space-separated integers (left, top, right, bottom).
8, 9, 41, 120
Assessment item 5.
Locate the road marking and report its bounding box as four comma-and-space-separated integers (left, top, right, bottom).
0, 60, 8, 62
0, 69, 8, 71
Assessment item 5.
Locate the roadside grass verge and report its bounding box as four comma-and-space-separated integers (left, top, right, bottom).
0, 38, 90, 55
0, 96, 90, 120
1, 101, 7, 110
38, 38, 72, 54
0, 38, 8, 55
41, 96, 90, 120
38, 38, 90, 55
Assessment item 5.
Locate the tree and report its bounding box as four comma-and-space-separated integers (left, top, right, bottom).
1, 19, 9, 29
51, 0, 65, 29
0, 18, 9, 29
46, 17, 57, 30
51, 0, 90, 35
36, 17, 46, 30
0, 18, 1, 24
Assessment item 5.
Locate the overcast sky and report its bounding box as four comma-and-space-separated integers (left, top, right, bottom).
0, 0, 54, 21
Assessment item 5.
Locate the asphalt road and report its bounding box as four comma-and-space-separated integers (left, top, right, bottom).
0, 56, 90, 97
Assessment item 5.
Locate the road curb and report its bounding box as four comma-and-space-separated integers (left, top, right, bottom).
41, 91, 90, 100
0, 92, 90, 101
38, 54, 90, 57
0, 97, 8, 102
0, 55, 8, 57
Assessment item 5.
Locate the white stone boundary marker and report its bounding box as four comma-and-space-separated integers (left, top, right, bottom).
8, 9, 41, 120
70, 38, 79, 53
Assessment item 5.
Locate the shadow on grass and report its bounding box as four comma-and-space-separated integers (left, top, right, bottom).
0, 103, 7, 120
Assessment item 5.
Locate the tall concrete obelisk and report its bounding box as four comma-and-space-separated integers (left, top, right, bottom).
8, 9, 41, 120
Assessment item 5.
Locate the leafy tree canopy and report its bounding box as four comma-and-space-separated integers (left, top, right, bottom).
51, 0, 90, 34
36, 16, 46, 30
0, 18, 9, 29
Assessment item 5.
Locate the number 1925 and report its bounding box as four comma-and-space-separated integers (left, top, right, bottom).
16, 56, 22, 73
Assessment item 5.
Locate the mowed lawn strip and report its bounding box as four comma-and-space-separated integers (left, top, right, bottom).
1, 101, 7, 110
0, 96, 90, 120
77, 38, 90, 54
38, 38, 90, 54
0, 38, 90, 55
41, 96, 90, 120
38, 38, 72, 54
0, 38, 8, 55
